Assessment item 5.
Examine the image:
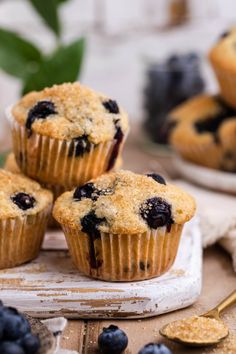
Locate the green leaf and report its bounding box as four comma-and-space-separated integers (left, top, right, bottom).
0, 151, 9, 167
0, 28, 42, 79
22, 38, 85, 94
27, 0, 60, 37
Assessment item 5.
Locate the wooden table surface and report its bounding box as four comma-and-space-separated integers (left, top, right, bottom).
60, 132, 236, 353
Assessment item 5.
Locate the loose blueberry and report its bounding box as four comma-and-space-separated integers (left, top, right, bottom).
21, 333, 40, 354
98, 325, 128, 354
4, 314, 30, 340
0, 342, 25, 354
103, 100, 120, 114
138, 343, 172, 354
26, 101, 56, 136
68, 135, 92, 157
220, 31, 230, 39
11, 193, 36, 211
146, 173, 166, 185
140, 197, 173, 230
73, 183, 96, 201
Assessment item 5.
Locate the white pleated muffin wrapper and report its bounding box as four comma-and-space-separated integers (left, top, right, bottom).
0, 205, 51, 269
6, 106, 127, 188
61, 223, 183, 282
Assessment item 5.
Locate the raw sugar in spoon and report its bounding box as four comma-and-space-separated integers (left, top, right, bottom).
160, 290, 236, 347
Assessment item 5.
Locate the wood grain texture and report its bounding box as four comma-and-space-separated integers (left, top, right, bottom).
82, 246, 236, 354
60, 320, 85, 352
0, 219, 202, 319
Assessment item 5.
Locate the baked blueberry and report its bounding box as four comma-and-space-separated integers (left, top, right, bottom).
107, 126, 124, 171
11, 193, 36, 211
220, 31, 230, 39
74, 183, 114, 202
140, 197, 173, 230
68, 135, 92, 157
146, 173, 166, 185
26, 101, 56, 136
73, 183, 95, 201
103, 100, 120, 114
138, 343, 172, 354
81, 211, 105, 240
21, 333, 40, 354
0, 342, 25, 354
98, 325, 128, 354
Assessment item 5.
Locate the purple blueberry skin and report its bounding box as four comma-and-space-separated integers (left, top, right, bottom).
138, 343, 172, 354
98, 325, 128, 354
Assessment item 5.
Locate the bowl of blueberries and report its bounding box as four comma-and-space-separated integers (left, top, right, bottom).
143, 52, 205, 153
0, 301, 55, 354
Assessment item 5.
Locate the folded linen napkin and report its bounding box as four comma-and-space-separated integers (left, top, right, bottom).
176, 181, 236, 272
42, 318, 79, 354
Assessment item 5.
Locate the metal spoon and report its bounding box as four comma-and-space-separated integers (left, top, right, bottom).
160, 290, 236, 347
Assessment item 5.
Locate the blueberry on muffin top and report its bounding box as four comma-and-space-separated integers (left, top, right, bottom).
0, 169, 53, 219
53, 170, 195, 235
169, 94, 236, 144
12, 82, 129, 145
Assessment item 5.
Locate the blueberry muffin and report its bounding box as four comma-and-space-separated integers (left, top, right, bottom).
8, 82, 129, 187
0, 169, 53, 269
53, 170, 195, 281
209, 28, 236, 108
169, 94, 236, 171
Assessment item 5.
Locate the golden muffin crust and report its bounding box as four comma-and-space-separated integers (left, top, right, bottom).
12, 82, 129, 144
4, 152, 21, 174
0, 169, 53, 219
209, 28, 236, 73
53, 170, 196, 234
168, 94, 236, 170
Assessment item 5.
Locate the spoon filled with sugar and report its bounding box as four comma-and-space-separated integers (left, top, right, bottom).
160, 290, 236, 347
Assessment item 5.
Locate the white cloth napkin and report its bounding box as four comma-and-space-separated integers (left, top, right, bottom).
176, 181, 236, 272
41, 318, 79, 354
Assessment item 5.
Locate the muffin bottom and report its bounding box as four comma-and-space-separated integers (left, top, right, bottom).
0, 208, 50, 269
62, 224, 183, 282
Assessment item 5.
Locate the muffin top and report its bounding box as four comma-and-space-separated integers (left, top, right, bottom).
209, 28, 236, 72
169, 94, 236, 145
4, 153, 21, 174
12, 82, 129, 144
0, 169, 53, 219
53, 170, 196, 234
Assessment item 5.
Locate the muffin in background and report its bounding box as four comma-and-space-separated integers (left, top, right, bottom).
209, 28, 236, 108
53, 170, 196, 282
0, 169, 53, 269
168, 94, 236, 171
8, 82, 129, 188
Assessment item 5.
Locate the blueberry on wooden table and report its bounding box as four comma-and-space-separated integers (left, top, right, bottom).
98, 325, 128, 354
0, 342, 25, 354
20, 333, 40, 354
138, 343, 172, 354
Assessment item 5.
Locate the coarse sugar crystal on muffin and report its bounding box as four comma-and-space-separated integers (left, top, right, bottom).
209, 28, 236, 108
0, 169, 53, 269
168, 94, 236, 171
53, 170, 196, 281
9, 82, 129, 187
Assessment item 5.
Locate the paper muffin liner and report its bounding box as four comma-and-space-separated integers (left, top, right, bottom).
61, 223, 183, 282
0, 207, 51, 269
171, 140, 223, 170
210, 64, 236, 108
7, 109, 127, 188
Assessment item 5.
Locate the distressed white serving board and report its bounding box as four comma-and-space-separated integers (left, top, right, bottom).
0, 218, 202, 319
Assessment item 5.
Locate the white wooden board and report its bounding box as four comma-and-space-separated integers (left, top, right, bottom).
0, 218, 202, 319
